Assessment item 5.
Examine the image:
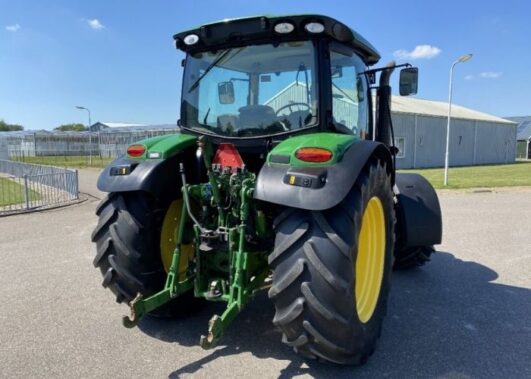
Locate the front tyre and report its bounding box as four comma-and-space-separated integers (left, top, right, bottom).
269, 160, 394, 365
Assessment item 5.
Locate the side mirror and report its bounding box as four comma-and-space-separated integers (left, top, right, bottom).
218, 81, 235, 104
356, 77, 365, 101
399, 67, 418, 96
331, 65, 343, 79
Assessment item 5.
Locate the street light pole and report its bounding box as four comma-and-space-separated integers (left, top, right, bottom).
75, 106, 92, 165
444, 53, 473, 186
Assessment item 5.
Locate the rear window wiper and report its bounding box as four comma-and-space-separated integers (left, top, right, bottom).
188, 48, 243, 93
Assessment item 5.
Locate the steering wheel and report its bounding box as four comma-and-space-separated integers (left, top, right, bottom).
275, 102, 311, 116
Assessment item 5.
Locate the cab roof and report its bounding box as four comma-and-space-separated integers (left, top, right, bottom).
173, 14, 381, 65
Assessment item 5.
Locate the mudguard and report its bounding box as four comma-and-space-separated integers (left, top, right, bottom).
97, 133, 198, 201
254, 139, 392, 211
394, 173, 442, 247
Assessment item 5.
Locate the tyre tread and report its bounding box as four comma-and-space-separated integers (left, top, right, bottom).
92, 192, 204, 317
269, 159, 395, 365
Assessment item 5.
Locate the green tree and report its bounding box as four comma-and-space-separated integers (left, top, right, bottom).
0, 120, 24, 131
54, 123, 87, 132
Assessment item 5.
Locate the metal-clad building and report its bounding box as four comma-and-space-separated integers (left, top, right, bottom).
392, 97, 517, 168
265, 83, 359, 127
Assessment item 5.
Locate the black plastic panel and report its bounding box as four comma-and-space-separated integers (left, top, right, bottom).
394, 173, 443, 247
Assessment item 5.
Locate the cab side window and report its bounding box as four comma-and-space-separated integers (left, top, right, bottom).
330, 46, 369, 138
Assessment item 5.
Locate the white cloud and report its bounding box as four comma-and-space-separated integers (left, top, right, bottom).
479, 71, 502, 79
87, 19, 104, 30
465, 72, 502, 81
5, 24, 20, 32
393, 45, 442, 60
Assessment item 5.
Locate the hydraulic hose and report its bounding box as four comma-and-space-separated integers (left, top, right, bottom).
179, 163, 206, 233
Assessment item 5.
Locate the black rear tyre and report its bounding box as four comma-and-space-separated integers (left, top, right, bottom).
91, 192, 203, 317
269, 160, 395, 365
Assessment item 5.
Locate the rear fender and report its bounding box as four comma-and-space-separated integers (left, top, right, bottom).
254, 139, 392, 211
97, 133, 198, 201
394, 173, 443, 248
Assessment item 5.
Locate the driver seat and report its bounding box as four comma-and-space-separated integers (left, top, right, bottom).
238, 105, 277, 129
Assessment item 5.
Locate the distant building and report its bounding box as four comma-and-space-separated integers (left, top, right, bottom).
391, 97, 516, 168
0, 130, 95, 157
89, 122, 147, 132
1, 107, 518, 167
0, 124, 179, 158
94, 123, 179, 157
505, 116, 531, 159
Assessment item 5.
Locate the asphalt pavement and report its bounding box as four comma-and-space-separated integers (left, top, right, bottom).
0, 170, 529, 378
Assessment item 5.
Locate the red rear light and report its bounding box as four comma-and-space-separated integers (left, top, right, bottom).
295, 147, 333, 163
127, 144, 146, 157
213, 143, 244, 172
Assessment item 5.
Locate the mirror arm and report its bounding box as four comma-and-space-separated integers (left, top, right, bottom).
362, 62, 412, 77
362, 63, 412, 88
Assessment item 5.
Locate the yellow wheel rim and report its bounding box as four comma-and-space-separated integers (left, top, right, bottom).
160, 199, 194, 280
355, 196, 386, 323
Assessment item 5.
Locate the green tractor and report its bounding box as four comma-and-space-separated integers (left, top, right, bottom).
91, 14, 442, 365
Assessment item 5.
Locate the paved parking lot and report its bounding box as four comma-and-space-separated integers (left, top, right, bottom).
0, 172, 530, 378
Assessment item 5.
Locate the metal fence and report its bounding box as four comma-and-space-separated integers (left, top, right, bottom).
0, 160, 79, 215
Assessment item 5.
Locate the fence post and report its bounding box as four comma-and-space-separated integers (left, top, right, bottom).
89, 133, 93, 167
75, 169, 79, 199
23, 174, 30, 209
63, 168, 68, 198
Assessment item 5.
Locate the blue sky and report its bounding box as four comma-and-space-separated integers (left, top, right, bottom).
1, 0, 529, 130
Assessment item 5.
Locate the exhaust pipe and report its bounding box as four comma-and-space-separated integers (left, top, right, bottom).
376, 61, 395, 147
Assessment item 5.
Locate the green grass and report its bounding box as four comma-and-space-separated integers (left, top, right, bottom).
400, 161, 531, 189
12, 155, 113, 169
0, 177, 40, 206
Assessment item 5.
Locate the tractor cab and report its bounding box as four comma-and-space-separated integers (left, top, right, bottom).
175, 15, 417, 145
